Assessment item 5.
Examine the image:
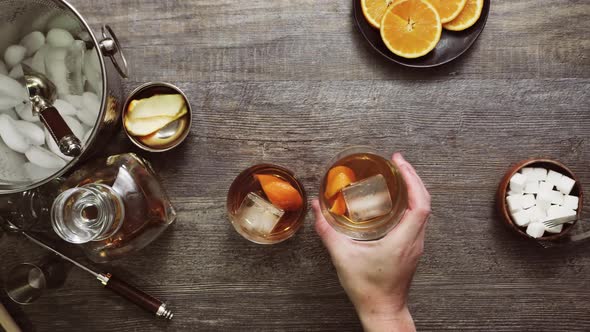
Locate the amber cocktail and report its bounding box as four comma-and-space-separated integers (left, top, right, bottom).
227, 164, 307, 244
319, 147, 408, 240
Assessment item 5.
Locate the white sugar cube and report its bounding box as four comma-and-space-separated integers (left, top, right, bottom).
521, 194, 536, 209
545, 223, 563, 234
526, 222, 546, 238
506, 194, 524, 213
562, 195, 579, 211
536, 191, 552, 212
550, 190, 565, 205
507, 190, 521, 196
521, 167, 535, 176
539, 190, 564, 205
524, 181, 540, 194
546, 170, 563, 186
528, 205, 546, 223
533, 168, 548, 182
547, 205, 561, 218
546, 206, 577, 224
510, 173, 527, 192
556, 175, 575, 195
539, 181, 554, 192
512, 209, 531, 227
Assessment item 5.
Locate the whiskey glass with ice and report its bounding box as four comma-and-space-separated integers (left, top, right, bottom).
227, 164, 307, 244
319, 147, 408, 240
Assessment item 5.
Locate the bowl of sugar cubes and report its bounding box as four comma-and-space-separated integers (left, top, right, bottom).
498, 159, 583, 241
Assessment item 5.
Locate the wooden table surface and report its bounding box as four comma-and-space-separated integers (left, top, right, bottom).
2, 0, 590, 331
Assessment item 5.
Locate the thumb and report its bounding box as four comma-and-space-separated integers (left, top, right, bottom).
312, 199, 343, 252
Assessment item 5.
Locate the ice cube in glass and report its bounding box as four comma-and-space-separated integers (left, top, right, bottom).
342, 174, 393, 222
236, 192, 285, 235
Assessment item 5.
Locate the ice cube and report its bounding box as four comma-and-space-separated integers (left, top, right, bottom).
0, 140, 28, 181
82, 92, 101, 116
8, 64, 23, 79
14, 120, 44, 146
511, 209, 531, 227
25, 145, 67, 169
83, 48, 102, 96
24, 162, 59, 181
521, 194, 536, 210
63, 115, 85, 139
506, 194, 524, 213
236, 192, 284, 235
556, 175, 575, 195
0, 114, 32, 153
342, 174, 393, 222
45, 47, 70, 97
539, 181, 554, 192
47, 14, 82, 36
65, 40, 85, 95
0, 107, 18, 120
54, 99, 78, 116
523, 181, 540, 194
562, 195, 579, 211
31, 45, 48, 75
509, 173, 527, 192
46, 29, 74, 48
0, 60, 6, 75
20, 31, 45, 56
77, 107, 98, 126
4, 45, 26, 68
0, 74, 28, 101
64, 94, 84, 110
546, 170, 563, 187
15, 102, 39, 122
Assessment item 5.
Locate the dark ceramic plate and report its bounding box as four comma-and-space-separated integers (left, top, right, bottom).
353, 0, 490, 67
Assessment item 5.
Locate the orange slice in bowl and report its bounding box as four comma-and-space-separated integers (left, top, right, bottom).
361, 0, 398, 29
329, 193, 347, 216
325, 166, 357, 199
380, 0, 442, 59
427, 0, 468, 24
255, 174, 303, 211
443, 0, 484, 31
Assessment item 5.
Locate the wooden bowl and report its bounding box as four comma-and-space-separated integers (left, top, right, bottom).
497, 158, 583, 241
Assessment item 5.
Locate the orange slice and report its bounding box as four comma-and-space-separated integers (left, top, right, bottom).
380, 0, 442, 59
329, 193, 347, 216
325, 166, 357, 199
427, 0, 467, 24
361, 0, 398, 29
443, 0, 484, 31
255, 174, 303, 211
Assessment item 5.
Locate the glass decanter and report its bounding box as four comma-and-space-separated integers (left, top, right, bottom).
51, 153, 176, 263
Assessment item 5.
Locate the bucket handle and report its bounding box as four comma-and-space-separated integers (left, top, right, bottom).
99, 25, 129, 79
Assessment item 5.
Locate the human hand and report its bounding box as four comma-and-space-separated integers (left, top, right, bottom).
313, 153, 431, 332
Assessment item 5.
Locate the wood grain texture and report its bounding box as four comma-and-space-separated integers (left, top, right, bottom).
1, 0, 590, 331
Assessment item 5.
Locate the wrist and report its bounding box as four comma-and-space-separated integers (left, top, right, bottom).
355, 299, 415, 332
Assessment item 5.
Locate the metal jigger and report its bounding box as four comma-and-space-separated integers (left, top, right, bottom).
21, 64, 82, 157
